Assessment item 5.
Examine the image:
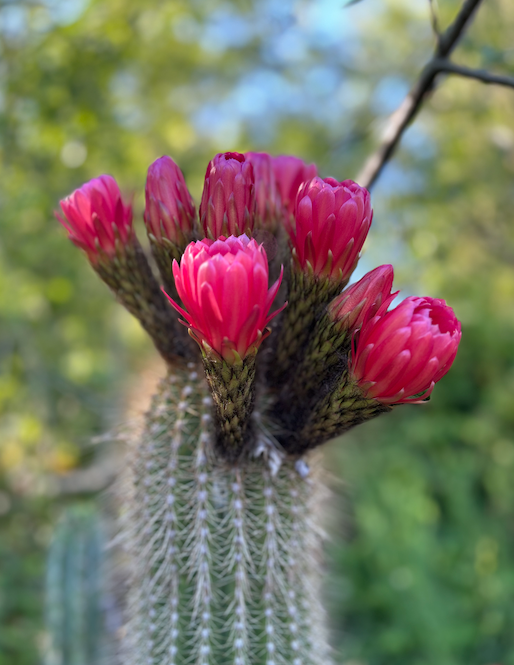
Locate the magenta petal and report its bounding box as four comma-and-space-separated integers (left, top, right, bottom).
312, 188, 335, 232
352, 342, 375, 380
368, 350, 411, 398
365, 327, 411, 380
237, 304, 261, 356
223, 262, 249, 339
400, 333, 434, 387
366, 300, 416, 346
266, 300, 287, 325
162, 288, 192, 324
265, 266, 284, 311
272, 155, 318, 214
405, 356, 441, 396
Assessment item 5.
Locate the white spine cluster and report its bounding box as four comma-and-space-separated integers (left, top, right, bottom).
225, 470, 251, 665
286, 478, 307, 665
261, 469, 287, 665
188, 396, 215, 665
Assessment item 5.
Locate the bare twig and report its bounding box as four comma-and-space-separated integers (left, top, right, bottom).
432, 59, 514, 89
357, 0, 484, 189
428, 0, 441, 40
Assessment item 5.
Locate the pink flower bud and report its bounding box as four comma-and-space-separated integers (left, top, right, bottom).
199, 152, 256, 239
328, 265, 398, 332
272, 155, 317, 215
144, 156, 195, 245
166, 235, 285, 363
291, 176, 372, 282
351, 296, 462, 404
244, 151, 281, 228
56, 175, 132, 263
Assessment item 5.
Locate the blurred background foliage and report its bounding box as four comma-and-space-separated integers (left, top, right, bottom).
0, 0, 513, 663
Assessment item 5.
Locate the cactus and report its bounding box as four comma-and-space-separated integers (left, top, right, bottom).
45, 504, 106, 665
119, 365, 331, 665
55, 152, 462, 665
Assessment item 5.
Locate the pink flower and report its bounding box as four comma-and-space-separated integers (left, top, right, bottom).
272, 155, 317, 215
144, 156, 195, 245
351, 296, 462, 404
56, 175, 132, 262
244, 151, 281, 228
199, 152, 256, 239
328, 265, 398, 332
291, 176, 372, 281
166, 235, 285, 363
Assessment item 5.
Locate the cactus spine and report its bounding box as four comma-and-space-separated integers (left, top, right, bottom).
120, 365, 332, 665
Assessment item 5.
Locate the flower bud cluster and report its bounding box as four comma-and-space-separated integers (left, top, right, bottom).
56, 148, 462, 458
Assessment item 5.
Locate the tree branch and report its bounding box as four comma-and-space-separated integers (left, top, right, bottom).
435, 0, 483, 58
357, 0, 484, 190
432, 59, 514, 89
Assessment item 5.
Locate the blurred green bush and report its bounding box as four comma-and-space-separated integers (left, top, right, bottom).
0, 0, 513, 663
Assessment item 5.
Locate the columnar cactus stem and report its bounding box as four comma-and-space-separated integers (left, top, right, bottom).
120, 368, 333, 665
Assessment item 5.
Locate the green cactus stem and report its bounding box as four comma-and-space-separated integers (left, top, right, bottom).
119, 365, 333, 665
45, 504, 106, 665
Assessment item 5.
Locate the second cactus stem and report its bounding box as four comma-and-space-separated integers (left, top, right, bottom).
120, 366, 332, 665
